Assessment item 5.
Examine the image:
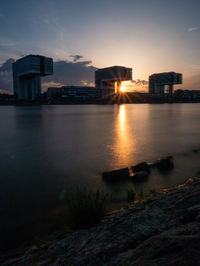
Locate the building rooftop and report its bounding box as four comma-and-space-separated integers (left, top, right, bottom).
97, 66, 132, 71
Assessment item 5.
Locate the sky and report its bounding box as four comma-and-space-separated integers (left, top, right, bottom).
0, 0, 200, 92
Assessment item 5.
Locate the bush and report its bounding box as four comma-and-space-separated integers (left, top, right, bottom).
66, 189, 108, 229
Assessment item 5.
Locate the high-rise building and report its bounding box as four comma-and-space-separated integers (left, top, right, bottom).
13, 55, 53, 100
149, 72, 182, 97
95, 66, 132, 97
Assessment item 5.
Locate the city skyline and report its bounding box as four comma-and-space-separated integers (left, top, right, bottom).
0, 0, 200, 92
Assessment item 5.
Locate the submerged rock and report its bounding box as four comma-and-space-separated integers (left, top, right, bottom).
131, 161, 150, 175
131, 170, 149, 182
102, 162, 150, 183
102, 167, 130, 182
193, 148, 200, 153
153, 156, 174, 170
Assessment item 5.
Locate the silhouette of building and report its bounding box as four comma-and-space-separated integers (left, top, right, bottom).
61, 86, 101, 100
46, 86, 102, 100
174, 89, 200, 100
46, 87, 62, 99
13, 55, 53, 100
95, 66, 132, 97
149, 72, 182, 97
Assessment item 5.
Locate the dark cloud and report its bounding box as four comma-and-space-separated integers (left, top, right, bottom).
132, 79, 148, 86
0, 58, 14, 72
43, 59, 97, 89
0, 58, 97, 92
0, 58, 14, 92
70, 55, 83, 62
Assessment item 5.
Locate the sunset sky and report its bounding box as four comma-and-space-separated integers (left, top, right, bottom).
0, 0, 200, 92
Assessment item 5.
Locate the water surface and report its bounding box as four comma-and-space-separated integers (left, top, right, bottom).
1, 104, 200, 249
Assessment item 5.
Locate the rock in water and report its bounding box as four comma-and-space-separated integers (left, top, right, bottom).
131, 170, 149, 182
153, 156, 174, 170
131, 162, 150, 175
102, 167, 130, 182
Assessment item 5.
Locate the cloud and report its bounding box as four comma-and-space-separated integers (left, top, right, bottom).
70, 55, 83, 62
0, 58, 15, 92
42, 81, 64, 91
0, 57, 97, 92
187, 27, 199, 32
43, 59, 97, 90
132, 79, 148, 86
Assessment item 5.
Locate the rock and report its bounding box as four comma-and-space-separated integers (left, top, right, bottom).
4, 177, 200, 265
148, 162, 155, 168
131, 162, 150, 175
153, 156, 174, 170
131, 171, 149, 182
102, 167, 130, 182
193, 148, 200, 153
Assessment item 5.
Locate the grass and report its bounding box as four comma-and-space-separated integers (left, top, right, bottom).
66, 186, 158, 230
66, 189, 108, 229
126, 187, 158, 204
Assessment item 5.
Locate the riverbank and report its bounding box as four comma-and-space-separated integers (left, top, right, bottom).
3, 176, 200, 265
1, 91, 200, 105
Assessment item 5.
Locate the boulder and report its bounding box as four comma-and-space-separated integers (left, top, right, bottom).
193, 148, 200, 153
153, 156, 174, 170
131, 171, 148, 182
102, 167, 130, 182
131, 162, 150, 175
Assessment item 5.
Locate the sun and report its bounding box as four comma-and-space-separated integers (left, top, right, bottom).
120, 86, 125, 92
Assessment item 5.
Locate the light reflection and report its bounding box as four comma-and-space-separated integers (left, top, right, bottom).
119, 105, 125, 123
112, 105, 135, 167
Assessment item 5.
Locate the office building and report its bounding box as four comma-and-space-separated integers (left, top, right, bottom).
13, 55, 53, 100
149, 72, 182, 97
95, 66, 132, 97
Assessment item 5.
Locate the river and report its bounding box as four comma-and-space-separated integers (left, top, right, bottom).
1, 103, 200, 249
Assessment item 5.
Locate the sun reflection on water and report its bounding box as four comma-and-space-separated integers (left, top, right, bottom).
119, 105, 125, 123
112, 105, 135, 167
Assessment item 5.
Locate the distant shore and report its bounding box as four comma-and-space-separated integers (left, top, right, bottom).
1, 91, 200, 105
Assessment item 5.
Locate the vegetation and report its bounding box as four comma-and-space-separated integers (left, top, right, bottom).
66, 186, 158, 230
66, 189, 108, 229
126, 188, 136, 203
126, 187, 158, 204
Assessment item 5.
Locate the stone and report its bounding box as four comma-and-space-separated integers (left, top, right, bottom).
131, 171, 149, 182
153, 156, 174, 170
131, 162, 150, 175
102, 167, 130, 182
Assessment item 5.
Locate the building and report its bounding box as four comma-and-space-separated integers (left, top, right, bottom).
149, 72, 182, 97
46, 87, 62, 99
174, 90, 200, 100
13, 55, 53, 100
95, 66, 132, 97
46, 86, 102, 100
61, 86, 102, 100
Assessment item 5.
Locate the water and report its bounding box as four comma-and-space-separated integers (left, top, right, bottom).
1, 103, 200, 249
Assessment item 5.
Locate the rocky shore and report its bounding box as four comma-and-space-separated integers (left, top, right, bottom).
3, 176, 200, 265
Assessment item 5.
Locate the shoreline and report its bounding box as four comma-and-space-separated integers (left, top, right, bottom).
2, 175, 200, 265
1, 100, 200, 106
1, 148, 200, 259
